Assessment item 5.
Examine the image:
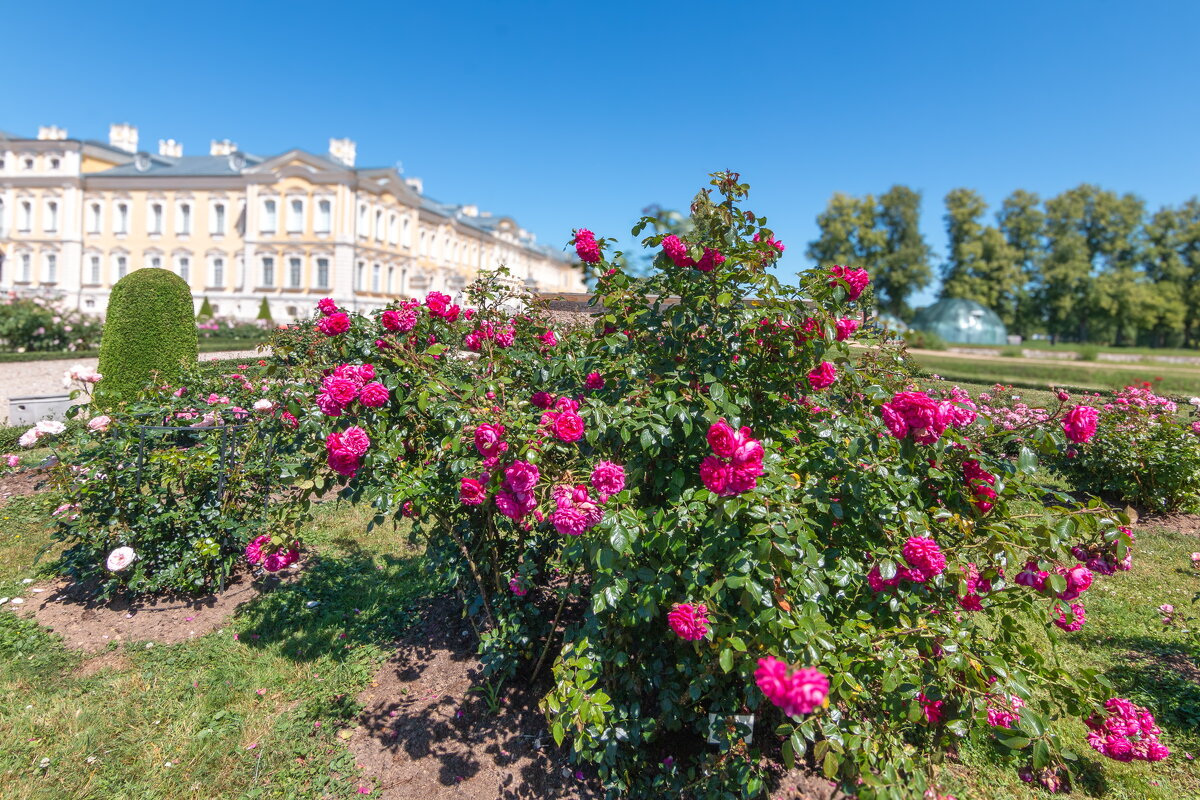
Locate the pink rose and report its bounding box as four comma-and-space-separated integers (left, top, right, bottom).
699, 455, 731, 495
667, 603, 709, 640
359, 382, 390, 408
322, 377, 358, 406
902, 536, 946, 579
1062, 405, 1099, 444
316, 392, 344, 417
317, 298, 338, 316
341, 426, 371, 456
425, 291, 452, 316
504, 460, 540, 493
574, 228, 601, 264
706, 419, 738, 458
694, 247, 725, 272
755, 657, 829, 717
327, 449, 361, 477
591, 461, 626, 502
317, 312, 351, 336
474, 424, 507, 458
584, 372, 605, 391
552, 412, 585, 443
551, 504, 588, 535
807, 361, 837, 391
835, 318, 860, 341
828, 265, 870, 301
459, 478, 487, 505
539, 330, 558, 347
531, 391, 553, 409
661, 234, 693, 268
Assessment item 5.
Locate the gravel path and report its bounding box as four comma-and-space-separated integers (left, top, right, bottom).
0, 350, 263, 426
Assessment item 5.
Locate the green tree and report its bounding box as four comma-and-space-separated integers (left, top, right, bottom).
807, 187, 931, 320
997, 190, 1045, 337
939, 188, 1022, 330
1041, 185, 1145, 344
256, 297, 273, 324
196, 296, 215, 320
1145, 200, 1200, 346
96, 268, 198, 403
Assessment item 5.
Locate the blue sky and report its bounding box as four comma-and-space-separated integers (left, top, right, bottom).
4, 0, 1198, 305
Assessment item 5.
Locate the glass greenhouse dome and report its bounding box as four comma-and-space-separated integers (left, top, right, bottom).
910, 298, 1007, 346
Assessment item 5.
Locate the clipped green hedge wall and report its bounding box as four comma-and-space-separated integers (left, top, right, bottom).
96, 268, 198, 403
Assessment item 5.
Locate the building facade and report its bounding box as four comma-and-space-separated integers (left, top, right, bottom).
0, 124, 586, 321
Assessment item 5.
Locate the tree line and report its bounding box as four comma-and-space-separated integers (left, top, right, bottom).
806, 185, 1200, 347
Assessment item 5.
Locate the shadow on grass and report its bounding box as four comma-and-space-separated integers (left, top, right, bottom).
234, 543, 439, 663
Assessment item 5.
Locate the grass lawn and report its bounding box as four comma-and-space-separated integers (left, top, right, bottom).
913, 351, 1200, 396
0, 483, 1197, 798
0, 498, 437, 799
1020, 341, 1200, 359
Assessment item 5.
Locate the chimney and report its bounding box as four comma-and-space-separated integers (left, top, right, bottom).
404, 176, 423, 194
210, 139, 237, 156
37, 125, 68, 141
158, 138, 183, 158
109, 123, 138, 153
328, 137, 356, 167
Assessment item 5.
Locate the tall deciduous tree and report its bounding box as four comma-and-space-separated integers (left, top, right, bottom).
1145, 199, 1200, 346
1041, 185, 1144, 344
807, 186, 931, 320
997, 190, 1045, 337
939, 188, 1023, 330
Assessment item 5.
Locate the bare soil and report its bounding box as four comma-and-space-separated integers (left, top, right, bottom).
0, 465, 50, 503
348, 596, 846, 800
19, 567, 299, 652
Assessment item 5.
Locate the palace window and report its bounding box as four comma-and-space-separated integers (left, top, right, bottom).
287, 198, 304, 233
23, 157, 33, 170
148, 255, 161, 270
315, 199, 332, 234
261, 256, 275, 287
358, 204, 368, 238
316, 257, 330, 288
177, 255, 191, 284
18, 201, 32, 232
50, 157, 60, 170
45, 253, 58, 283
177, 203, 192, 236
288, 256, 302, 288
211, 257, 225, 287
19, 253, 32, 281
375, 210, 383, 241
88, 203, 102, 234
212, 202, 227, 235
150, 203, 164, 235
389, 214, 398, 244
117, 256, 128, 278
45, 200, 59, 233
89, 255, 101, 284
261, 200, 277, 234
372, 263, 381, 292
116, 203, 129, 234
355, 261, 364, 291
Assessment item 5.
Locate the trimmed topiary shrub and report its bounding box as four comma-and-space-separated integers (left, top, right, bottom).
256, 297, 273, 323
196, 296, 215, 319
96, 268, 198, 403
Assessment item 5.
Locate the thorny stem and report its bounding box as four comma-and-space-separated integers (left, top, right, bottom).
531, 566, 578, 683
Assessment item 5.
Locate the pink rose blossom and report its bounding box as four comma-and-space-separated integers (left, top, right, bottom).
552, 411, 585, 443
425, 291, 452, 316
667, 603, 709, 640
509, 575, 527, 596
359, 382, 390, 408
317, 298, 338, 316
835, 317, 860, 341
755, 657, 829, 717
315, 392, 344, 417
591, 461, 626, 501
807, 361, 837, 391
317, 312, 351, 336
531, 391, 553, 409
661, 235, 693, 268
584, 372, 605, 391
828, 265, 870, 300
340, 427, 371, 456
504, 461, 540, 493
539, 330, 558, 347
245, 534, 271, 565
460, 478, 487, 506
694, 247, 725, 272
699, 456, 731, 495
574, 228, 601, 263
1062, 405, 1100, 444
706, 419, 738, 458
902, 536, 946, 580
474, 424, 508, 458
1053, 601, 1086, 631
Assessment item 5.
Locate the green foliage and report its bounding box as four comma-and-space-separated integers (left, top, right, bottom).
902, 328, 948, 351
257, 297, 274, 322
807, 186, 932, 320
47, 363, 304, 598
0, 295, 103, 353
1077, 344, 1101, 362
1056, 387, 1200, 513
941, 188, 1025, 330
196, 296, 215, 319
95, 268, 199, 404
1000, 345, 1024, 358
293, 175, 1143, 799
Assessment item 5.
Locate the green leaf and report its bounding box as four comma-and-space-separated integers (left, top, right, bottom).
719, 648, 733, 673
1017, 446, 1038, 474
551, 720, 565, 747
998, 734, 1032, 750
1032, 739, 1050, 770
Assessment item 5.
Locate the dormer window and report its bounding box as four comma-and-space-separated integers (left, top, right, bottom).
50, 157, 60, 170
23, 157, 33, 170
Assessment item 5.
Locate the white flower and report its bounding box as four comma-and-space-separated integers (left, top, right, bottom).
18, 428, 42, 448
106, 547, 136, 572
252, 398, 275, 412
1189, 397, 1200, 406
88, 415, 112, 433
36, 420, 66, 435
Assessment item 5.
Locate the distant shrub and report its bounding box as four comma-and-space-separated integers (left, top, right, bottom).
1077, 344, 1100, 361
1000, 345, 1025, 358
256, 298, 273, 323
96, 268, 198, 404
0, 296, 102, 353
902, 328, 947, 351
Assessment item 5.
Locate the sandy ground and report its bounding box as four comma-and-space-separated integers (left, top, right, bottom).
0, 350, 262, 425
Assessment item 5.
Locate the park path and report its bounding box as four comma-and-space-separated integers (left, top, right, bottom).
0, 350, 262, 425
910, 348, 1200, 376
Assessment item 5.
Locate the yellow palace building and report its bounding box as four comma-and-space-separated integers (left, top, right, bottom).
0, 124, 586, 321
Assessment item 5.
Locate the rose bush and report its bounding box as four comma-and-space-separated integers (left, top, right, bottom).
46, 359, 306, 597
286, 175, 1159, 798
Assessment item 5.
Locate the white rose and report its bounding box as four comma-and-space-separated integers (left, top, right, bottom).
18, 428, 42, 448
36, 420, 66, 435
106, 547, 136, 572
1190, 397, 1200, 406
252, 399, 275, 412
